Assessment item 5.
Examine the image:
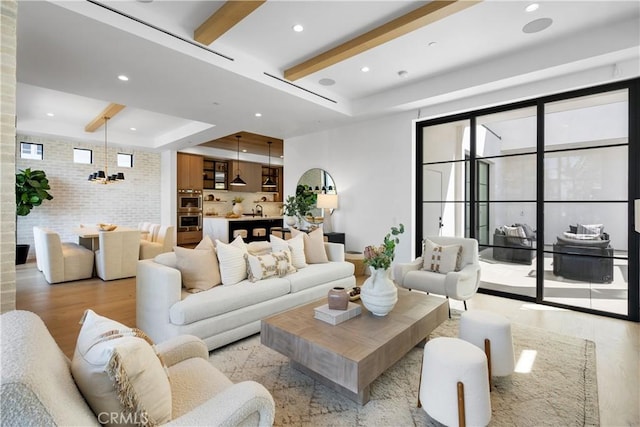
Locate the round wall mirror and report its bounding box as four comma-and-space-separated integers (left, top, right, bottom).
297, 168, 337, 217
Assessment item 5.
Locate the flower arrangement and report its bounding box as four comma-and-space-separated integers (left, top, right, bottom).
363, 223, 405, 270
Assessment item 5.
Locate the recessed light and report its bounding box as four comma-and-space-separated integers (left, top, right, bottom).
118, 75, 129, 81
255, 113, 262, 117
428, 41, 437, 47
361, 66, 370, 73
242, 149, 247, 153
46, 112, 54, 117
319, 78, 335, 86
397, 70, 409, 78
292, 24, 304, 32
522, 17, 553, 34
525, 3, 539, 12
130, 127, 137, 131
280, 155, 284, 159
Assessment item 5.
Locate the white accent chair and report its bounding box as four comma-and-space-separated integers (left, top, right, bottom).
138, 222, 160, 242
0, 310, 276, 426
32, 226, 94, 284
95, 229, 141, 280
139, 225, 175, 260
393, 236, 481, 312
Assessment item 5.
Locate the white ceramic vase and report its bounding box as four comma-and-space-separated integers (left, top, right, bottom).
360, 267, 398, 316
285, 216, 297, 228
232, 203, 243, 216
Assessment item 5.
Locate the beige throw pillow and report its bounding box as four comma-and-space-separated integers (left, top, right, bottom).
422, 239, 463, 274
245, 250, 296, 282
70, 310, 171, 426
291, 228, 328, 264
173, 246, 221, 293
195, 234, 215, 250
215, 237, 249, 285
270, 233, 307, 268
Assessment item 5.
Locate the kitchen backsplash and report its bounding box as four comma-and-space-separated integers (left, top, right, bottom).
202, 190, 283, 217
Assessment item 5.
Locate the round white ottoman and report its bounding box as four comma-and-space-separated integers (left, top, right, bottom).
420, 337, 491, 427
459, 310, 515, 381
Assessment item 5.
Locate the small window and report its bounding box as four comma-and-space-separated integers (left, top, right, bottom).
73, 148, 93, 164
20, 142, 43, 160
117, 153, 133, 168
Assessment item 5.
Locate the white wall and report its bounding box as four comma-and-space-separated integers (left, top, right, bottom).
284, 112, 416, 264
16, 134, 162, 260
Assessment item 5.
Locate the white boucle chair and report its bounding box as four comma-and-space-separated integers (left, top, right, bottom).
0, 310, 276, 427
32, 226, 94, 284
394, 236, 481, 313
95, 229, 141, 280
140, 225, 175, 260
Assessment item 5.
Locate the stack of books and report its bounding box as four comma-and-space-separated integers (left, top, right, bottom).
314, 302, 362, 325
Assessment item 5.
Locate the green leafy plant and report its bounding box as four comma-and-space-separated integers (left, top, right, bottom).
232, 196, 244, 204
15, 168, 53, 216
282, 195, 298, 216
363, 223, 405, 270
282, 185, 317, 219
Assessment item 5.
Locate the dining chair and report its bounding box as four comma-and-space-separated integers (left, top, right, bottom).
95, 229, 141, 280
32, 226, 94, 284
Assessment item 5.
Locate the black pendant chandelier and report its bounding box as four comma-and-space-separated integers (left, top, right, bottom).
88, 116, 124, 184
230, 135, 246, 186
262, 141, 277, 188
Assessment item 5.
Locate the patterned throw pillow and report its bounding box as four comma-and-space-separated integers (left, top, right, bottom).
577, 223, 604, 235
245, 250, 296, 282
422, 239, 463, 274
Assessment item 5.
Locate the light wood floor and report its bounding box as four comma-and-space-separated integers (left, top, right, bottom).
15, 262, 639, 426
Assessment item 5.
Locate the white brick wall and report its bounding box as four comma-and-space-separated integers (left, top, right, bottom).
1, 0, 17, 313
16, 134, 162, 260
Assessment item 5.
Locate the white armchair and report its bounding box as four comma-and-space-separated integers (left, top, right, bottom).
140, 225, 175, 260
1, 310, 276, 427
95, 229, 141, 280
394, 236, 481, 312
32, 226, 94, 284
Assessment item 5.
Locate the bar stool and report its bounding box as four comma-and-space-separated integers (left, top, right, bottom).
459, 310, 515, 389
252, 228, 267, 238
233, 229, 248, 239
419, 337, 491, 427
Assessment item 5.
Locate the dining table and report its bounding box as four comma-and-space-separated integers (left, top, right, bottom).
73, 225, 145, 251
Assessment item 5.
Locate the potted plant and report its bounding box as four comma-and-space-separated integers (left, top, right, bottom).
15, 168, 53, 264
282, 185, 317, 228
282, 195, 298, 227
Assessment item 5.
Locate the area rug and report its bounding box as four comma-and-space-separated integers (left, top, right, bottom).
209, 313, 599, 426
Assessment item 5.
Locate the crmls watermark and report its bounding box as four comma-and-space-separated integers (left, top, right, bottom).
98, 412, 149, 425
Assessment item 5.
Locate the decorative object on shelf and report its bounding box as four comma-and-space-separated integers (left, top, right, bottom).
360, 223, 405, 316
262, 141, 277, 188
207, 194, 214, 201
327, 287, 349, 310
316, 193, 338, 233
15, 168, 54, 264
88, 117, 125, 184
97, 223, 117, 231
230, 135, 246, 186
232, 196, 244, 216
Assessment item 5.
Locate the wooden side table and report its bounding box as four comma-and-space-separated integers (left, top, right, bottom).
345, 251, 367, 276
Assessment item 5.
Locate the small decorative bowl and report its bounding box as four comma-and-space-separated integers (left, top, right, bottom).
97, 223, 117, 231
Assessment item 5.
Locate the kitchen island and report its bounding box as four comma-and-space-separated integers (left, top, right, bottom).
203, 216, 283, 243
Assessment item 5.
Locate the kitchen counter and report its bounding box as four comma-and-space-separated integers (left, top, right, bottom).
203, 216, 283, 243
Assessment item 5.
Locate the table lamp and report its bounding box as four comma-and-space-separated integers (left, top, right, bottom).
317, 194, 338, 233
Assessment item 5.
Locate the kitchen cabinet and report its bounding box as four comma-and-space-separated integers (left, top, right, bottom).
230, 161, 262, 192
203, 159, 228, 190
177, 153, 203, 190
261, 166, 283, 201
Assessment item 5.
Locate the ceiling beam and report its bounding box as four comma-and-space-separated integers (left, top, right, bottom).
284, 0, 482, 81
194, 0, 266, 45
84, 103, 126, 132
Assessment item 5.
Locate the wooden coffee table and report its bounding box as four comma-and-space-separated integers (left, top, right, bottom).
260, 288, 449, 404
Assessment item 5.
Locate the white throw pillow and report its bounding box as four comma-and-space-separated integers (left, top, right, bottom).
577, 223, 604, 235
291, 228, 328, 264
70, 310, 171, 426
422, 239, 463, 274
270, 233, 307, 269
245, 250, 296, 282
504, 225, 528, 245
247, 241, 272, 256
215, 237, 249, 285
174, 246, 221, 293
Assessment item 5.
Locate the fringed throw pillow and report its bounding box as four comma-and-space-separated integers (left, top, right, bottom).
71, 310, 171, 426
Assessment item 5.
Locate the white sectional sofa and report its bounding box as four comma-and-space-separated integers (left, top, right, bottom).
137, 240, 355, 350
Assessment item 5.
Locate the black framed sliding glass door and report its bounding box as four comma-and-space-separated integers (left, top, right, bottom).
415, 78, 639, 321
